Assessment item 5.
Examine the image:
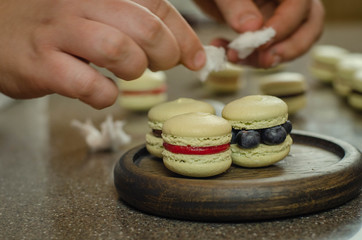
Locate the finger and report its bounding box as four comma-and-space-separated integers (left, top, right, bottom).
264, 0, 312, 44
210, 38, 230, 48
259, 0, 325, 68
209, 37, 239, 63
83, 0, 180, 71
255, 0, 279, 21
54, 16, 148, 80
214, 0, 264, 32
132, 0, 206, 70
40, 52, 119, 109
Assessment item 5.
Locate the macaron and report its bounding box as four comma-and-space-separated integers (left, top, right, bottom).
118, 69, 167, 111
347, 69, 362, 110
203, 63, 243, 93
252, 64, 285, 74
162, 112, 232, 177
259, 72, 308, 115
335, 53, 362, 97
222, 95, 293, 168
310, 45, 349, 83
146, 98, 215, 158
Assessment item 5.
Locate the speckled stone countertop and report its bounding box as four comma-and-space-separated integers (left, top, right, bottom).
0, 23, 361, 240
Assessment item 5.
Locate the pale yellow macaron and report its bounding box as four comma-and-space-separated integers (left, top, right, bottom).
203, 63, 243, 93
162, 112, 232, 178
222, 95, 293, 168
310, 45, 349, 83
259, 72, 308, 115
347, 69, 362, 110
146, 98, 215, 158
252, 64, 285, 74
118, 69, 167, 111
335, 53, 362, 97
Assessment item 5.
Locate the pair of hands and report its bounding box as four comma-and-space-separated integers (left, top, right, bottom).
0, 0, 324, 109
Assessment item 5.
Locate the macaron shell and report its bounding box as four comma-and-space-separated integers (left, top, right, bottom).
145, 133, 163, 158
118, 69, 166, 91
148, 98, 215, 123
352, 70, 362, 92
281, 95, 307, 115
162, 112, 231, 138
207, 63, 243, 78
252, 64, 285, 73
311, 45, 349, 64
163, 149, 232, 177
348, 93, 362, 110
119, 93, 167, 111
222, 95, 288, 129
204, 78, 241, 93
333, 78, 352, 97
309, 67, 335, 82
347, 69, 362, 110
204, 65, 242, 93
259, 72, 307, 96
310, 45, 349, 83
337, 53, 362, 82
231, 135, 292, 167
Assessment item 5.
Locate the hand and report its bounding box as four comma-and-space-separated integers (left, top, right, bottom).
193, 0, 325, 68
0, 0, 205, 109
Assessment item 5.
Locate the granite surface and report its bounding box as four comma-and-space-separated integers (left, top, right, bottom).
0, 22, 361, 240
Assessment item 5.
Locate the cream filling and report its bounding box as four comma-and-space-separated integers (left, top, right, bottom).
162, 133, 232, 147
229, 114, 288, 130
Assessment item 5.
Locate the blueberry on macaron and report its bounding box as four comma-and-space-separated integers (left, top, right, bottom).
222, 95, 293, 168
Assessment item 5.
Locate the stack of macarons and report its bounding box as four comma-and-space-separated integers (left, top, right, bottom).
348, 69, 362, 110
335, 53, 362, 97
146, 95, 293, 178
309, 45, 362, 112
310, 45, 349, 84
222, 95, 293, 168
146, 98, 215, 158
259, 72, 307, 115
118, 69, 167, 111
203, 63, 243, 94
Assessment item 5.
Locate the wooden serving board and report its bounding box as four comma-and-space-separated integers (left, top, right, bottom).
114, 130, 362, 221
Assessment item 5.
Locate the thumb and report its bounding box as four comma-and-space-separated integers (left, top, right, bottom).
214, 0, 264, 32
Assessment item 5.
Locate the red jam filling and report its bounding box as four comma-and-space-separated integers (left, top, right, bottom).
122, 85, 166, 95
163, 143, 230, 155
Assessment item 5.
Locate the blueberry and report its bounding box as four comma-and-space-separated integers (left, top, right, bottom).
236, 130, 260, 149
281, 120, 292, 134
261, 126, 287, 145
231, 129, 240, 144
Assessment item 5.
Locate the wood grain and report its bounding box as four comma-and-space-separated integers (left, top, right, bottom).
114, 130, 362, 221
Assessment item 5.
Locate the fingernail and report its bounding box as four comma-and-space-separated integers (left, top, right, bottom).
193, 50, 206, 69
239, 14, 258, 31
271, 55, 282, 68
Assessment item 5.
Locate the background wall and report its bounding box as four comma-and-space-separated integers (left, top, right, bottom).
322, 0, 362, 22
169, 0, 362, 22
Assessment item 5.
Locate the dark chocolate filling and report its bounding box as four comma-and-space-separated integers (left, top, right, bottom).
152, 129, 162, 138
352, 89, 362, 95
276, 91, 306, 98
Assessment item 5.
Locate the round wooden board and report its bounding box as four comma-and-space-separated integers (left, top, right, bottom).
114, 130, 362, 221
